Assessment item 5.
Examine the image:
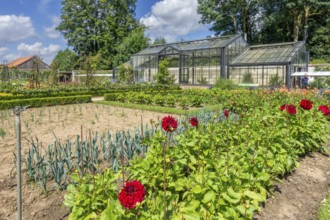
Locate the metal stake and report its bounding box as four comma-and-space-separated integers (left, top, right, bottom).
13, 106, 28, 220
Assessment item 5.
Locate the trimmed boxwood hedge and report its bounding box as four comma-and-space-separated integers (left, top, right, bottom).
0, 95, 91, 110
104, 90, 183, 101
0, 84, 181, 100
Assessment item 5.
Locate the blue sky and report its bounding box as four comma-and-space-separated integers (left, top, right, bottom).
0, 0, 212, 64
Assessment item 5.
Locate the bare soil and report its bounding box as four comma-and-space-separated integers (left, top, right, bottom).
255, 141, 330, 220
0, 103, 171, 220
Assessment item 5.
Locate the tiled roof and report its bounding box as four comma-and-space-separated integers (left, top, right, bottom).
7, 56, 34, 68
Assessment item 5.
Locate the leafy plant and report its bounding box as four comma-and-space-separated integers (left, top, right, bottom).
179, 97, 190, 110
197, 76, 208, 84
64, 91, 329, 219
269, 74, 282, 86
153, 94, 166, 106
242, 72, 254, 83
154, 58, 175, 85
0, 128, 6, 139
215, 78, 236, 89
64, 169, 119, 220
165, 95, 176, 107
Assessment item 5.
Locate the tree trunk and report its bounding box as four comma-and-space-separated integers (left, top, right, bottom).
293, 13, 302, 42
232, 15, 237, 34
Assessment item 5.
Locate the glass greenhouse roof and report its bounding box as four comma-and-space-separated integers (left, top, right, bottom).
134, 34, 241, 55
230, 41, 305, 66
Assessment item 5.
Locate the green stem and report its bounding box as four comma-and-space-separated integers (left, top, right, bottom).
163, 133, 169, 220
197, 127, 200, 173
121, 139, 125, 186
226, 125, 230, 175
265, 126, 269, 169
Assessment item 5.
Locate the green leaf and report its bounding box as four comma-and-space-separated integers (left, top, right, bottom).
192, 185, 203, 194
267, 159, 275, 167
182, 212, 201, 220
258, 173, 270, 181
243, 190, 265, 202
202, 191, 216, 204
227, 187, 241, 199
221, 192, 240, 204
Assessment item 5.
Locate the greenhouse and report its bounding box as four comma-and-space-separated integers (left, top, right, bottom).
127, 34, 308, 88
229, 41, 308, 87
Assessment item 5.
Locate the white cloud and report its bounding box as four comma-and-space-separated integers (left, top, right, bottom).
0, 47, 8, 53
0, 15, 36, 43
38, 0, 54, 13
1, 53, 19, 64
0, 47, 9, 63
17, 42, 61, 59
44, 16, 61, 39
140, 0, 205, 42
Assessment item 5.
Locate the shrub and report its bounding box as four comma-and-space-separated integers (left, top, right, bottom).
153, 94, 166, 106
191, 96, 203, 107
215, 78, 236, 90
0, 95, 91, 110
104, 93, 117, 101
179, 97, 190, 110
165, 95, 176, 107
154, 58, 175, 84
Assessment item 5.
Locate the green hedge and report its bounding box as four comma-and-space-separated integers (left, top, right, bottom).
96, 101, 222, 115
104, 90, 183, 102
0, 84, 181, 100
0, 95, 91, 110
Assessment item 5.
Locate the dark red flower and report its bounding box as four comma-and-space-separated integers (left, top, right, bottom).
285, 104, 297, 115
318, 105, 330, 116
162, 116, 178, 132
118, 180, 145, 209
324, 109, 330, 116
223, 109, 229, 118
189, 117, 198, 127
300, 99, 313, 110
280, 104, 287, 111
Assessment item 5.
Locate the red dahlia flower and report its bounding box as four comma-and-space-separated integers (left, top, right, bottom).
223, 109, 229, 118
118, 180, 145, 209
285, 104, 297, 115
189, 117, 198, 127
318, 105, 330, 116
280, 104, 287, 111
162, 116, 178, 132
300, 99, 313, 110
324, 109, 330, 116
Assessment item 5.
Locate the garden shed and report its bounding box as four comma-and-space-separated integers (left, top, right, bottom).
7, 56, 51, 70
128, 35, 308, 88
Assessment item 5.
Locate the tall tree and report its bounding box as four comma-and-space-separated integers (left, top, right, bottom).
308, 16, 330, 61
153, 37, 167, 45
257, 0, 330, 43
197, 0, 260, 42
51, 48, 79, 71
57, 0, 140, 68
112, 26, 149, 67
